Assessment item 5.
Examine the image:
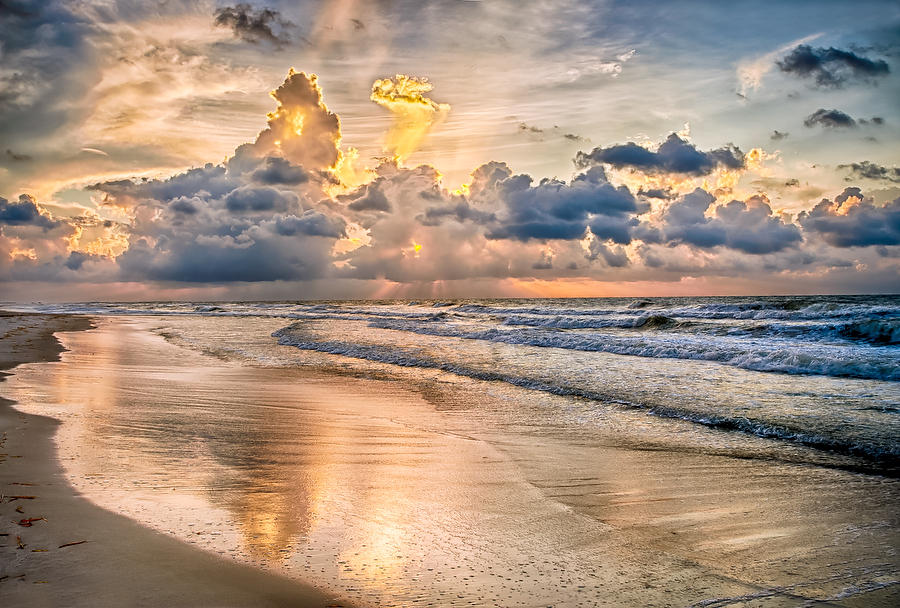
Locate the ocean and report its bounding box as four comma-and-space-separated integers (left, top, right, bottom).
6, 295, 900, 605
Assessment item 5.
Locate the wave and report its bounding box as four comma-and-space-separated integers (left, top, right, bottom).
19, 296, 900, 324
500, 313, 681, 331
361, 318, 900, 381
634, 314, 677, 329
665, 302, 900, 322
488, 311, 900, 347
40, 299, 891, 379
501, 314, 653, 330
839, 319, 900, 345
271, 327, 899, 464
458, 300, 900, 323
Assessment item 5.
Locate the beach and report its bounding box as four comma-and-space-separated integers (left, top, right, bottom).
0, 312, 353, 607
1, 301, 898, 606
4, 1, 899, 605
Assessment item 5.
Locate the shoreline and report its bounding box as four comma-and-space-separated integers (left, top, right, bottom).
0, 312, 354, 607
2, 311, 897, 606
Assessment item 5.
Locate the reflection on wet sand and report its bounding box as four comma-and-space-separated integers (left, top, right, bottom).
6, 316, 899, 606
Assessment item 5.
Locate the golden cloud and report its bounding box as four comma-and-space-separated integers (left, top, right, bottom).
370, 75, 450, 162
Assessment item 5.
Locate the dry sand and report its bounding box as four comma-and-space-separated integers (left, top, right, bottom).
0, 312, 353, 607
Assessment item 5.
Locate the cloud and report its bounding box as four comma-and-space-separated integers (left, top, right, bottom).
659, 189, 802, 254
736, 33, 823, 96
224, 185, 299, 213
6, 149, 32, 162
799, 188, 900, 247
777, 44, 890, 88
72, 70, 354, 283
575, 134, 745, 176
64, 250, 99, 271
0, 0, 94, 145
117, 229, 335, 283
518, 123, 588, 144
235, 69, 343, 172
214, 4, 294, 47
557, 49, 637, 84
369, 75, 450, 162
838, 161, 900, 183
0, 195, 61, 230
341, 183, 392, 212
637, 187, 673, 200
532, 250, 554, 270
269, 211, 345, 238
4, 68, 897, 293
88, 164, 239, 208
585, 240, 630, 267
251, 156, 309, 185
169, 197, 201, 215
485, 166, 644, 243
770, 130, 789, 141
803, 109, 857, 129
417, 200, 497, 226
107, 175, 340, 282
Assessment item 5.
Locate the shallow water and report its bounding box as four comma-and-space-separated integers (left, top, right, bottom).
5, 310, 900, 606
16, 296, 900, 470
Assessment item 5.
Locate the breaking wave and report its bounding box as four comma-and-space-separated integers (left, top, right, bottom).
271, 327, 900, 464
360, 318, 899, 381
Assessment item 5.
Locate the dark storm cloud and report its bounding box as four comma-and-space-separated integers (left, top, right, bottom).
417, 201, 497, 226
63, 250, 103, 271
803, 109, 857, 129
637, 187, 673, 199
169, 197, 201, 215
117, 235, 329, 283
486, 166, 644, 243
838, 161, 900, 183
0, 0, 95, 143
214, 4, 294, 47
0, 195, 60, 230
270, 211, 345, 238
224, 185, 299, 213
251, 156, 309, 185
88, 164, 239, 206
661, 189, 801, 254
341, 183, 392, 212
777, 45, 890, 88
114, 188, 340, 283
575, 134, 745, 176
798, 188, 900, 247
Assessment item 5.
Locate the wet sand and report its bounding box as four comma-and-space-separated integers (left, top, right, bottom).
2, 313, 899, 606
0, 313, 353, 607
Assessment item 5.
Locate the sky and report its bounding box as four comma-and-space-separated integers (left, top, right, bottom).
1, 0, 899, 301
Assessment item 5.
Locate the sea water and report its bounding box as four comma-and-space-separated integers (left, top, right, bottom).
20, 295, 900, 474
